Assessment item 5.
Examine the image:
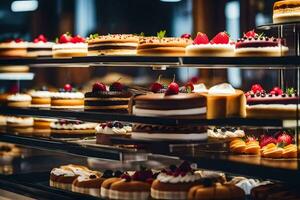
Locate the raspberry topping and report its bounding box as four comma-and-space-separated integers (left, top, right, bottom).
92, 82, 106, 92
243, 30, 258, 38
58, 33, 85, 44
276, 132, 293, 146
63, 84, 72, 92
109, 81, 124, 91
33, 34, 48, 43
251, 84, 264, 93
181, 33, 192, 39
270, 87, 283, 96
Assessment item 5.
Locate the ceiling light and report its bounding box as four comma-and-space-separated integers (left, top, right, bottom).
11, 0, 38, 12
160, 0, 182, 2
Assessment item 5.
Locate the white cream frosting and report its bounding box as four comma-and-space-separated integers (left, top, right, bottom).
30, 91, 51, 98
193, 83, 208, 93
186, 43, 234, 49
207, 128, 245, 139
95, 124, 132, 135
157, 172, 201, 183
7, 93, 32, 101
50, 122, 97, 130
131, 132, 207, 141
0, 41, 27, 48
132, 106, 206, 116
208, 83, 236, 94
52, 43, 87, 50
6, 116, 33, 125
51, 92, 84, 99
28, 42, 54, 48
51, 168, 76, 177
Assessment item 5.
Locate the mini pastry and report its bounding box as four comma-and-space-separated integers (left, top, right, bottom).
273, 0, 300, 23
207, 127, 245, 139
203, 83, 246, 119
51, 84, 84, 110
186, 32, 234, 56
188, 179, 245, 200
101, 171, 124, 198
0, 39, 27, 57
246, 84, 299, 119
235, 30, 288, 57
230, 139, 247, 154
6, 116, 33, 128
52, 33, 87, 58
96, 121, 132, 145
50, 119, 97, 137
88, 34, 139, 55
7, 93, 32, 108
151, 161, 202, 200
50, 164, 91, 191
109, 169, 154, 200
137, 31, 192, 56
27, 34, 54, 57
244, 137, 260, 155
84, 81, 132, 113
30, 87, 51, 108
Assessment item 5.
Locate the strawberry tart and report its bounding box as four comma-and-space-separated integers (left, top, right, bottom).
96, 121, 132, 145
245, 84, 299, 119
84, 81, 132, 113
0, 39, 27, 57
151, 161, 202, 200
27, 34, 54, 57
137, 30, 192, 56
51, 84, 84, 110
87, 34, 139, 55
186, 32, 235, 56
52, 33, 87, 58
50, 119, 97, 137
235, 30, 288, 56
273, 0, 300, 23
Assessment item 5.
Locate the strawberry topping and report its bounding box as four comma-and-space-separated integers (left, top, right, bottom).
92, 82, 106, 92
181, 33, 192, 39
110, 81, 124, 91
276, 132, 293, 145
193, 32, 209, 45
243, 30, 257, 38
251, 84, 264, 93
150, 82, 163, 93
260, 135, 277, 148
59, 33, 72, 43
270, 87, 283, 95
33, 34, 48, 43
165, 82, 179, 95
210, 31, 230, 44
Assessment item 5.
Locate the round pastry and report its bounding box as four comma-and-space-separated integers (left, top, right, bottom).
50, 164, 91, 191
6, 116, 33, 128
30, 89, 51, 108
186, 32, 234, 57
246, 84, 299, 119
34, 118, 56, 129
151, 161, 202, 200
88, 34, 139, 55
230, 139, 247, 154
108, 169, 154, 200
0, 65, 29, 73
137, 33, 192, 56
235, 30, 288, 57
96, 121, 132, 145
207, 127, 245, 139
7, 93, 32, 108
27, 35, 54, 57
273, 0, 300, 23
84, 81, 132, 113
51, 84, 84, 110
188, 180, 245, 200
50, 119, 97, 137
0, 39, 27, 57
230, 137, 260, 155
203, 83, 246, 119
52, 33, 87, 58
101, 177, 122, 198
0, 142, 21, 158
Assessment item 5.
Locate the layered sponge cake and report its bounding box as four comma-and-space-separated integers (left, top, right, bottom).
88, 34, 139, 55
273, 0, 300, 23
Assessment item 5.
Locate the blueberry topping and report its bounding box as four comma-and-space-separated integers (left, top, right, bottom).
231, 127, 237, 132
89, 174, 97, 179
221, 127, 226, 132
114, 170, 123, 178
169, 164, 177, 172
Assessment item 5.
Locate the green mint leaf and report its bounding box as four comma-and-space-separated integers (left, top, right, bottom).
157, 30, 166, 40
286, 88, 295, 95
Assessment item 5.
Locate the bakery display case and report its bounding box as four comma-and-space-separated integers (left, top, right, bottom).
0, 0, 300, 199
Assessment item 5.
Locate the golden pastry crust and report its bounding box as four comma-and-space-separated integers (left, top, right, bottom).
152, 179, 201, 191
110, 179, 151, 192
88, 34, 139, 44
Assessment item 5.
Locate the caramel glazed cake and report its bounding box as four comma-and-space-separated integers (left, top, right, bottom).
87, 34, 139, 55
273, 0, 300, 24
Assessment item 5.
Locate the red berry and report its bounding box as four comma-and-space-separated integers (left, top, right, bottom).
71, 35, 85, 43
150, 82, 163, 93
270, 87, 283, 95
210, 32, 230, 44
14, 38, 23, 43
59, 33, 72, 43
251, 84, 264, 93
246, 136, 257, 143
259, 135, 277, 148
37, 34, 47, 42
193, 32, 209, 45
244, 30, 257, 38
165, 82, 179, 95
110, 82, 124, 91
64, 84, 72, 92
181, 33, 192, 39
185, 82, 194, 92
92, 82, 106, 92
33, 38, 39, 43
190, 76, 199, 84
277, 133, 293, 145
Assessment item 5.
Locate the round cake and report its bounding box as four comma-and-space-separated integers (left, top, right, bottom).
51, 84, 84, 110
27, 34, 54, 57
30, 89, 51, 108
52, 33, 87, 58
88, 34, 139, 55
84, 82, 132, 113
137, 34, 192, 56
7, 93, 32, 108
235, 30, 288, 57
186, 32, 234, 57
6, 116, 33, 128
0, 39, 27, 57
273, 0, 300, 23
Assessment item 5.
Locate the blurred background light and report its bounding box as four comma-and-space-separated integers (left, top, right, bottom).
11, 0, 38, 12
160, 0, 181, 2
